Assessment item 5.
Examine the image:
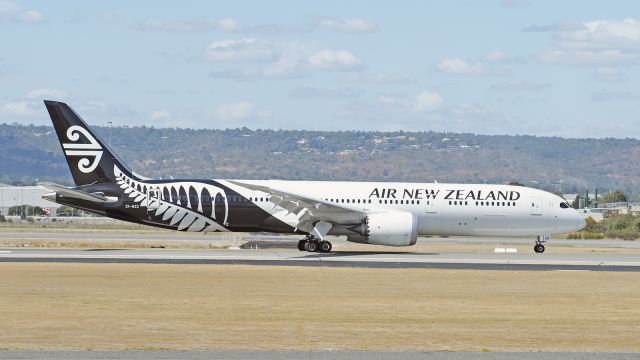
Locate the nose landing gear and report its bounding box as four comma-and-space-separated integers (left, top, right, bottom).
534, 235, 549, 253
298, 235, 332, 253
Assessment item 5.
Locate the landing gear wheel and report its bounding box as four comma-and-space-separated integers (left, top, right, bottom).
297, 240, 307, 251
307, 240, 319, 252
319, 240, 332, 253
534, 244, 545, 253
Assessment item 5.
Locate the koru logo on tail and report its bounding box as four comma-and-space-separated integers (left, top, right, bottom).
62, 125, 103, 173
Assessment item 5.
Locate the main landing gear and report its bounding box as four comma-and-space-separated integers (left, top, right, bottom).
298, 235, 332, 253
534, 235, 549, 253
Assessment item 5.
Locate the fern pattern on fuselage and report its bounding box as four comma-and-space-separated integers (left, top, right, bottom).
114, 165, 229, 232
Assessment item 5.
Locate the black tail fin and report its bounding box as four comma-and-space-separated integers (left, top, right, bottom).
44, 100, 137, 186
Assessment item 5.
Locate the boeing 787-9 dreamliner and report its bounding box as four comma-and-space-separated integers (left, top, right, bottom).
40, 101, 585, 253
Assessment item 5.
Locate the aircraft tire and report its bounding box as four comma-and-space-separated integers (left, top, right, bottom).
307, 241, 318, 252
534, 244, 545, 253
319, 240, 332, 253
297, 240, 307, 251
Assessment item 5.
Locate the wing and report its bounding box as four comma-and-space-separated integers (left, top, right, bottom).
225, 180, 365, 235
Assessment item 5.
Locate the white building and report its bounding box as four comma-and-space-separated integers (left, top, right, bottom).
0, 184, 60, 216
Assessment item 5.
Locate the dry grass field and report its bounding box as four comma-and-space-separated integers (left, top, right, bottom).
0, 263, 638, 352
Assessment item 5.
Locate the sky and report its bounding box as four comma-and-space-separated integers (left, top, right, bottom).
1, 0, 640, 138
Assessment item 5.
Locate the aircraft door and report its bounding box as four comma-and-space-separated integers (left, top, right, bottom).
425, 198, 438, 214
146, 188, 161, 210
530, 196, 542, 215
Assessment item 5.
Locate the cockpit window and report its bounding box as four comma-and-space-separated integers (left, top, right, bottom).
560, 202, 570, 209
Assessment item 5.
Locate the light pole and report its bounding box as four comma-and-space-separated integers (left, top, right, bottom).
108, 121, 113, 147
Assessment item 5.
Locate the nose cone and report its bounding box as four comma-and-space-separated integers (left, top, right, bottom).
577, 213, 587, 231
572, 210, 586, 231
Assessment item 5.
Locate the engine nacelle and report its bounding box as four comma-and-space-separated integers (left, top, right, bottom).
347, 211, 418, 246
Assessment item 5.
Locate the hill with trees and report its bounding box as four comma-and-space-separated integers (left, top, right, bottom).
2, 123, 640, 197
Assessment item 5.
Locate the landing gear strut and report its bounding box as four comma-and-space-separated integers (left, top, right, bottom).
534, 235, 548, 253
297, 236, 332, 253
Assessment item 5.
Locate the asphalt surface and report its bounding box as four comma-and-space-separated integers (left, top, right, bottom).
1, 247, 640, 271
0, 351, 638, 360
2, 229, 640, 248
0, 229, 640, 249
2, 230, 640, 271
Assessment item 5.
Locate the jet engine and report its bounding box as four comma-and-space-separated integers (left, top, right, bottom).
347, 211, 418, 246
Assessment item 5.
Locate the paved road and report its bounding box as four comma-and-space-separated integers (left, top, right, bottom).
2, 247, 640, 271
0, 351, 638, 360
2, 230, 639, 248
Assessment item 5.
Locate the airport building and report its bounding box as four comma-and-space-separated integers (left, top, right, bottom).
0, 184, 60, 216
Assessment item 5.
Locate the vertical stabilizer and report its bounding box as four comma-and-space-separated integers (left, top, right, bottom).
44, 100, 136, 186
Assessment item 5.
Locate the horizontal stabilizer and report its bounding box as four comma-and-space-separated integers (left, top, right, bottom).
38, 182, 117, 204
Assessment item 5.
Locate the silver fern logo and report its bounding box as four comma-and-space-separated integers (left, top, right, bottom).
114, 165, 230, 232
62, 125, 103, 173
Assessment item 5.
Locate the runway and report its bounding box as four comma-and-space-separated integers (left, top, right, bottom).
0, 350, 637, 360
2, 247, 640, 271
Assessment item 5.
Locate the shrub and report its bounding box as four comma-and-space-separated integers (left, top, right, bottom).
607, 215, 631, 231
581, 231, 605, 239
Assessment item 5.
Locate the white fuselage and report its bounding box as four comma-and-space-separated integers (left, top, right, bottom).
224, 180, 585, 237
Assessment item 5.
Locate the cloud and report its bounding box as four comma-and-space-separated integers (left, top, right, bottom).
1, 101, 40, 117
0, 1, 18, 13
217, 17, 239, 32
316, 17, 377, 32
210, 42, 319, 81
484, 51, 507, 63
204, 38, 278, 62
1, 88, 67, 118
435, 58, 484, 75
414, 92, 444, 112
523, 21, 580, 33
132, 18, 217, 32
539, 18, 640, 65
20, 9, 44, 23
132, 17, 308, 35
490, 80, 550, 91
376, 90, 444, 112
213, 101, 263, 122
150, 110, 171, 121
26, 88, 67, 99
147, 110, 196, 128
306, 50, 364, 71
0, 1, 45, 23
288, 86, 363, 99
75, 100, 138, 121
